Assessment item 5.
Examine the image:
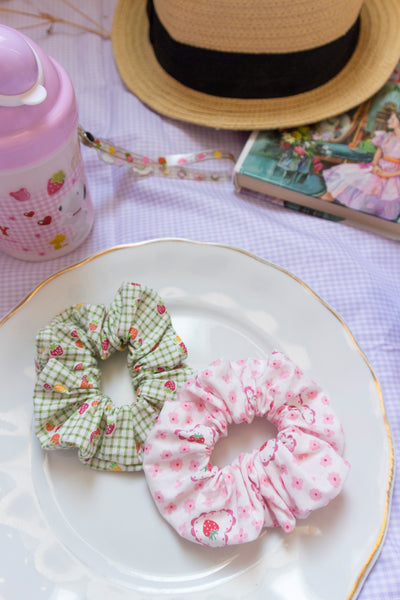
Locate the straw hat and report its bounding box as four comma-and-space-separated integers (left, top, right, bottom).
112, 0, 400, 130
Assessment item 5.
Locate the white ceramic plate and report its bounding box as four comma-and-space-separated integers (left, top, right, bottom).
0, 239, 393, 600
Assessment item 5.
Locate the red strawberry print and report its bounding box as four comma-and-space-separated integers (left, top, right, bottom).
49, 343, 63, 357
179, 341, 187, 353
80, 375, 93, 389
47, 170, 66, 195
50, 433, 60, 445
189, 433, 205, 443
129, 327, 138, 340
101, 337, 110, 351
74, 362, 83, 370
157, 304, 166, 315
176, 426, 214, 446
79, 403, 89, 415
90, 427, 101, 442
43, 382, 52, 390
191, 509, 236, 545
70, 330, 79, 338
9, 187, 30, 202
164, 380, 176, 391
203, 519, 219, 540
106, 423, 115, 435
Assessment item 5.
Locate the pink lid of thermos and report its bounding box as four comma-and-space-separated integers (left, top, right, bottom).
0, 25, 94, 261
0, 24, 78, 170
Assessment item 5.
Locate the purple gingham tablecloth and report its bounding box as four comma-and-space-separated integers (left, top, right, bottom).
1, 2, 399, 599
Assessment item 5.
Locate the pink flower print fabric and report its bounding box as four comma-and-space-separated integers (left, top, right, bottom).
143, 352, 350, 546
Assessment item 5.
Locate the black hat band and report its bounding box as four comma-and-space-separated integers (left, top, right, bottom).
147, 0, 360, 99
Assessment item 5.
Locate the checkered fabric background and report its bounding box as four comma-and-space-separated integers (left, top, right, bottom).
1, 2, 400, 599
34, 282, 192, 470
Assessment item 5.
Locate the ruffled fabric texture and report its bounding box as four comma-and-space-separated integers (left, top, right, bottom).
143, 351, 350, 546
33, 281, 193, 471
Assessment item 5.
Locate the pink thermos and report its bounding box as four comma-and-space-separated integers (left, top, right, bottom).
0, 25, 94, 260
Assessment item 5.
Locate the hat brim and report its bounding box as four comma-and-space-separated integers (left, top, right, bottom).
112, 0, 400, 130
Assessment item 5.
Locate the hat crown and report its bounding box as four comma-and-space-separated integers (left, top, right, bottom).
154, 0, 363, 53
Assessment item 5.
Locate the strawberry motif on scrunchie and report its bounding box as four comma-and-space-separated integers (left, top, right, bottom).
143, 352, 350, 546
33, 282, 193, 471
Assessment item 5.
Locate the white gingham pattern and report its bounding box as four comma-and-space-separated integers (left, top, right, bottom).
33, 281, 193, 471
0, 2, 400, 598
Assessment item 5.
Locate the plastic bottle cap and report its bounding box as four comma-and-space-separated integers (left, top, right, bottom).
0, 26, 47, 107
0, 25, 78, 170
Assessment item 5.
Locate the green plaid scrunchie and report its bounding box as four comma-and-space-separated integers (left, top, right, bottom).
33, 281, 193, 471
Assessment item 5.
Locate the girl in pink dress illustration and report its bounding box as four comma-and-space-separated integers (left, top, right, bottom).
320, 111, 400, 221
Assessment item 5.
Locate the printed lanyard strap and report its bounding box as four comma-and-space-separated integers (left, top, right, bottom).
79, 126, 236, 182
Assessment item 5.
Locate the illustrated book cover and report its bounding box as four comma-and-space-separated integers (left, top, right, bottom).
234, 73, 400, 239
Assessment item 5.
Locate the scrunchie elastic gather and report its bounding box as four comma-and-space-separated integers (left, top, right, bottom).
143, 352, 350, 546
33, 282, 193, 471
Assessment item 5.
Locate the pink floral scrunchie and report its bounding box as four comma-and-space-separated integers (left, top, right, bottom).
143, 351, 350, 546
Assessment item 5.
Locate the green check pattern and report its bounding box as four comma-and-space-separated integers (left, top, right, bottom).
33, 281, 193, 471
